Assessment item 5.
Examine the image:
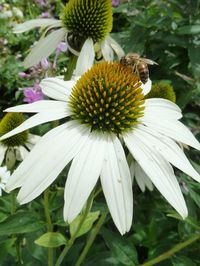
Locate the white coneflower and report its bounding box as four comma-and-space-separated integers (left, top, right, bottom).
128, 155, 153, 192
0, 113, 40, 169
1, 62, 200, 234
13, 0, 124, 69
0, 166, 10, 196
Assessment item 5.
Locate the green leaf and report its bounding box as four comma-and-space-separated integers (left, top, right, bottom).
0, 211, 44, 235
188, 188, 200, 208
70, 211, 100, 238
176, 25, 200, 35
101, 228, 138, 266
35, 232, 67, 248
171, 255, 196, 266
0, 238, 16, 260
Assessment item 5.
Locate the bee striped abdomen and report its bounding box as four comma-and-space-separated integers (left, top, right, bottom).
138, 63, 149, 84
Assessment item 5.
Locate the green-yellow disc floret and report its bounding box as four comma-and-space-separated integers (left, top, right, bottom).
145, 81, 176, 103
0, 113, 28, 147
61, 0, 112, 43
69, 62, 145, 135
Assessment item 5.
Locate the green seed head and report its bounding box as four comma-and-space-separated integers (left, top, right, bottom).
61, 0, 112, 43
69, 62, 145, 135
145, 81, 176, 103
0, 113, 28, 147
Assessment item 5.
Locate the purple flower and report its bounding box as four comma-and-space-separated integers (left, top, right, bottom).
112, 0, 119, 7
23, 82, 44, 103
34, 0, 48, 7
18, 72, 30, 78
40, 11, 51, 18
53, 42, 68, 68
40, 58, 49, 70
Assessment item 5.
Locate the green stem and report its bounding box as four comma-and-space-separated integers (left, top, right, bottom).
55, 192, 94, 266
11, 191, 16, 215
44, 189, 54, 266
11, 191, 23, 264
140, 234, 200, 266
64, 53, 78, 81
93, 187, 102, 199
75, 211, 108, 266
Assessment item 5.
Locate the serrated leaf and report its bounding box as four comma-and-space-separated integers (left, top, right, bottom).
70, 211, 100, 238
35, 232, 67, 248
101, 228, 138, 266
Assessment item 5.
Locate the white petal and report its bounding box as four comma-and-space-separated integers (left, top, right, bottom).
6, 123, 67, 190
0, 110, 68, 141
130, 161, 135, 182
141, 119, 200, 150
24, 28, 67, 68
127, 153, 134, 182
135, 125, 200, 182
101, 38, 114, 61
26, 134, 41, 147
73, 38, 95, 76
64, 132, 106, 222
16, 146, 29, 161
100, 136, 133, 235
105, 35, 125, 59
142, 98, 182, 120
134, 161, 153, 192
9, 122, 89, 203
124, 133, 188, 218
5, 100, 67, 113
13, 19, 62, 33
0, 145, 7, 165
140, 79, 152, 95
40, 78, 75, 101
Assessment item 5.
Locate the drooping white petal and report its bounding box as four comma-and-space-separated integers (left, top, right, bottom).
13, 19, 62, 33
26, 134, 41, 148
8, 122, 90, 203
16, 146, 29, 161
129, 161, 135, 182
73, 38, 95, 76
5, 100, 67, 113
124, 133, 188, 218
127, 153, 134, 182
134, 125, 200, 182
134, 161, 153, 192
100, 136, 133, 235
24, 28, 67, 68
140, 79, 152, 95
141, 118, 200, 150
0, 145, 7, 165
40, 78, 75, 101
64, 132, 106, 222
141, 98, 182, 120
105, 35, 125, 59
0, 110, 68, 141
6, 123, 67, 190
101, 38, 114, 61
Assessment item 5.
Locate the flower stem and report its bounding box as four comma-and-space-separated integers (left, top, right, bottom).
75, 211, 108, 266
11, 191, 16, 215
44, 189, 54, 266
140, 234, 200, 266
55, 192, 94, 266
64, 53, 78, 81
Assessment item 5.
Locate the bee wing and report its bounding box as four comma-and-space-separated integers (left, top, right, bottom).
142, 58, 158, 65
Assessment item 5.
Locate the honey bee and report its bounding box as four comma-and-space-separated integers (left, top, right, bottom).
120, 53, 158, 84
